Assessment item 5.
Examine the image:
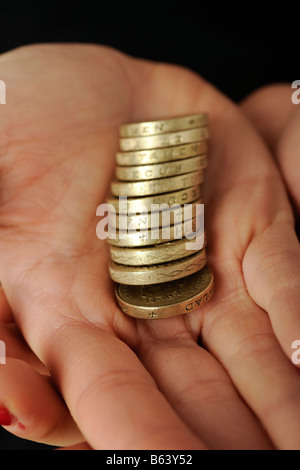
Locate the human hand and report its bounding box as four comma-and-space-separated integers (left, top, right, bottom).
241, 84, 300, 361
0, 284, 85, 448
0, 44, 299, 450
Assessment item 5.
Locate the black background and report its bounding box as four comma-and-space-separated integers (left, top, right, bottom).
0, 0, 297, 450
0, 0, 298, 101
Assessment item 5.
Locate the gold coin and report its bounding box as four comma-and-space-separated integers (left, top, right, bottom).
109, 233, 206, 266
119, 127, 209, 151
116, 141, 208, 166
116, 155, 207, 181
110, 198, 203, 230
119, 113, 208, 137
106, 185, 202, 214
111, 171, 203, 197
107, 217, 200, 247
115, 265, 214, 319
109, 249, 207, 285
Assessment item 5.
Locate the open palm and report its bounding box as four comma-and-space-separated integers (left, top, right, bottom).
0, 44, 300, 450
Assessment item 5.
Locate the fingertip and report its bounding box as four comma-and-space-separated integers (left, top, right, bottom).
276, 108, 300, 215
241, 83, 294, 149
0, 358, 83, 446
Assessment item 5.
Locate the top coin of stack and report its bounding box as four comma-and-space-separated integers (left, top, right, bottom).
106, 113, 215, 319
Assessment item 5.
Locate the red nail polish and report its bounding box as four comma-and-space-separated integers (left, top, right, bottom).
0, 406, 13, 426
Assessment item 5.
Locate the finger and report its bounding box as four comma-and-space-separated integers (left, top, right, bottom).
243, 221, 300, 363
204, 80, 300, 448
240, 83, 295, 149
202, 259, 300, 450
42, 320, 206, 450
0, 358, 83, 446
0, 284, 13, 323
276, 108, 300, 215
241, 84, 300, 220
137, 321, 273, 450
0, 323, 48, 374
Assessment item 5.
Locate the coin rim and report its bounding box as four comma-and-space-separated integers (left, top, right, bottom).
116, 141, 208, 166
115, 155, 207, 181
111, 170, 203, 197
109, 233, 206, 266
115, 267, 214, 319
108, 249, 207, 285
106, 185, 202, 214
107, 217, 200, 247
119, 113, 208, 137
106, 185, 202, 215
110, 198, 203, 229
119, 127, 209, 151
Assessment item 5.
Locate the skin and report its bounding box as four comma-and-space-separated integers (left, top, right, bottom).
0, 44, 300, 450
241, 84, 300, 366
241, 83, 300, 215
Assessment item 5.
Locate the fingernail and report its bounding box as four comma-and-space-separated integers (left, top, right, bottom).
0, 406, 15, 426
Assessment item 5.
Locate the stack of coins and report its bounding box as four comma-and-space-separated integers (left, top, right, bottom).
106, 114, 215, 319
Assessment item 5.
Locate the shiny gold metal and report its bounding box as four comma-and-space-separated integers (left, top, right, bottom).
119, 113, 208, 137
105, 113, 214, 320
107, 217, 200, 248
110, 198, 203, 230
109, 232, 206, 266
109, 249, 207, 285
116, 141, 208, 166
116, 155, 207, 181
111, 170, 203, 197
119, 127, 209, 151
115, 266, 214, 319
106, 185, 202, 214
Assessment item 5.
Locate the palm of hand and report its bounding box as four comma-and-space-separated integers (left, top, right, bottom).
0, 44, 300, 450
